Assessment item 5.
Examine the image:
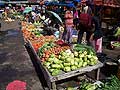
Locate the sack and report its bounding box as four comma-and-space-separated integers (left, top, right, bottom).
79, 13, 91, 28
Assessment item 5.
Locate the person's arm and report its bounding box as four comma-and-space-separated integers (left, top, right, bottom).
89, 33, 94, 41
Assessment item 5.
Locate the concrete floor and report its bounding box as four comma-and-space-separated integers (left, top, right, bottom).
0, 29, 44, 90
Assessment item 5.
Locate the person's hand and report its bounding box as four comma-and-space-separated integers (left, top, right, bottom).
89, 33, 94, 42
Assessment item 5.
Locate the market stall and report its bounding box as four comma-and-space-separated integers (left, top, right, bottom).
0, 2, 120, 90
22, 21, 104, 90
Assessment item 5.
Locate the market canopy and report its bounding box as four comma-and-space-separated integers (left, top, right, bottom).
44, 1, 76, 8
93, 0, 120, 7
46, 10, 63, 24
73, 0, 81, 2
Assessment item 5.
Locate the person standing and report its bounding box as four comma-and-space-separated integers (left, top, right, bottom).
64, 7, 74, 44
90, 15, 103, 53
77, 11, 92, 45
83, 1, 92, 16
73, 9, 79, 29
77, 1, 92, 45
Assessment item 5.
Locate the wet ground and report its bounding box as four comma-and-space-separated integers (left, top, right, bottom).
0, 30, 43, 90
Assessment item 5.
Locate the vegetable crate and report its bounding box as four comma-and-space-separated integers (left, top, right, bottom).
26, 41, 103, 90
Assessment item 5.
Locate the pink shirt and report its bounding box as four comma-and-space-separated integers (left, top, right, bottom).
74, 11, 78, 18
64, 10, 74, 27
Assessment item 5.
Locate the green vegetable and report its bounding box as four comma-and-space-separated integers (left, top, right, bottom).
74, 61, 78, 66
74, 51, 79, 57
115, 27, 120, 37
49, 69, 55, 72
64, 67, 71, 72
70, 59, 75, 65
84, 57, 88, 62
83, 51, 88, 55
50, 54, 56, 58
70, 53, 75, 58
53, 58, 60, 64
112, 42, 120, 47
47, 58, 54, 63
43, 62, 51, 67
74, 58, 80, 62
80, 81, 97, 90
38, 42, 55, 57
51, 64, 61, 69
98, 75, 120, 90
78, 62, 83, 68
87, 55, 92, 59
79, 54, 85, 58
65, 58, 72, 63
67, 87, 75, 90
52, 69, 61, 76
71, 65, 77, 70
64, 63, 71, 67
82, 62, 87, 67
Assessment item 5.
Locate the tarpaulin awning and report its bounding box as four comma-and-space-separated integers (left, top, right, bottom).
73, 0, 81, 2
45, 1, 76, 8
93, 0, 120, 7
46, 10, 63, 24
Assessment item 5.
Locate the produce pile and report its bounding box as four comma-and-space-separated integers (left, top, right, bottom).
38, 41, 70, 62
22, 22, 56, 51
65, 75, 120, 90
43, 44, 98, 76
97, 75, 120, 90
2, 11, 24, 22
111, 41, 120, 47
115, 27, 120, 37
22, 22, 98, 76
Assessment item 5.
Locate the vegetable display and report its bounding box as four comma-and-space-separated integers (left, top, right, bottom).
79, 81, 97, 90
115, 27, 120, 37
65, 75, 120, 90
112, 42, 120, 47
98, 75, 120, 90
22, 22, 100, 88
43, 44, 98, 76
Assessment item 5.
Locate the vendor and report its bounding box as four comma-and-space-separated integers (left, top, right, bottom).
90, 14, 103, 53
64, 6, 74, 44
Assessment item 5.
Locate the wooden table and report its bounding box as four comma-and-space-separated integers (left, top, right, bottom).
26, 41, 104, 90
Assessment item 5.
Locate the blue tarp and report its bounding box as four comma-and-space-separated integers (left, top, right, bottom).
44, 1, 76, 8
0, 3, 5, 6
73, 0, 81, 2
